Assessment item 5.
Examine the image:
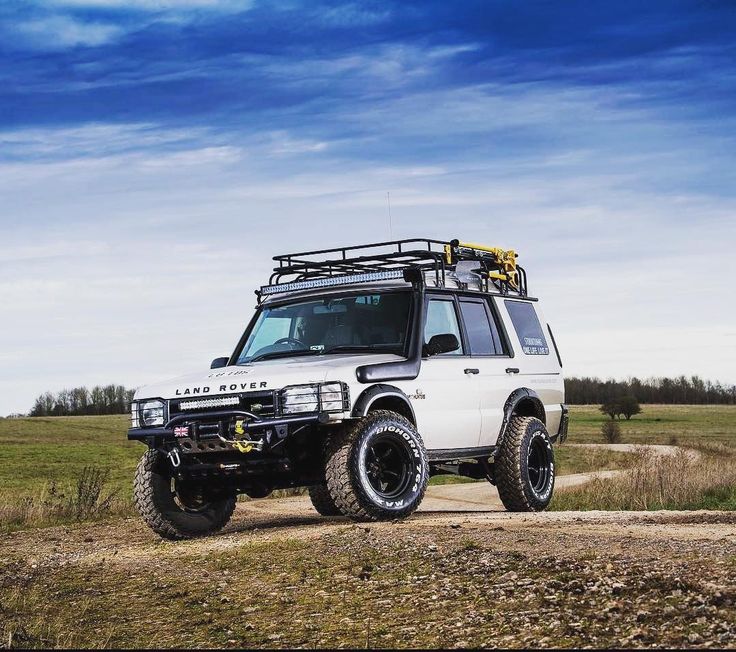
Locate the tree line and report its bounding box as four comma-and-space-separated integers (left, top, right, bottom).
20, 375, 736, 417
565, 376, 736, 405
29, 385, 135, 417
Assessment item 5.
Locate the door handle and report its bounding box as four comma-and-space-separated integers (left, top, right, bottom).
505, 367, 520, 374
464, 368, 479, 375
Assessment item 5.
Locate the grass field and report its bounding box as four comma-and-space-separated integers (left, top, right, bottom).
0, 405, 734, 530
0, 415, 139, 496
565, 404, 736, 446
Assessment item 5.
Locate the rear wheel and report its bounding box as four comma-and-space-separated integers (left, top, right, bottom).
133, 449, 236, 540
308, 484, 342, 516
325, 410, 429, 522
494, 416, 555, 512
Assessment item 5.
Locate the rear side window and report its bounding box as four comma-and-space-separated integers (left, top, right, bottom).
459, 300, 497, 355
505, 301, 549, 355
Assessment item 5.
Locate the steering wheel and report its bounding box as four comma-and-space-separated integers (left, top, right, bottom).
273, 337, 307, 349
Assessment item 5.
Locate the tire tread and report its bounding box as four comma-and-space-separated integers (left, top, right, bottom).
495, 416, 551, 512
133, 449, 236, 540
307, 484, 342, 516
324, 410, 428, 522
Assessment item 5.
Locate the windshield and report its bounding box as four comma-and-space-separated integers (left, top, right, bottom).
236, 291, 412, 364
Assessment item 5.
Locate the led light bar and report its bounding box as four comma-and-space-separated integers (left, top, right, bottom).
178, 396, 240, 410
261, 269, 405, 296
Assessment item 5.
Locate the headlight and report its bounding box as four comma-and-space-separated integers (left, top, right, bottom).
139, 399, 166, 427
280, 382, 348, 415
130, 402, 140, 428
281, 385, 319, 414
320, 382, 346, 412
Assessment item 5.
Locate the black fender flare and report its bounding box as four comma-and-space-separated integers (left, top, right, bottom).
351, 384, 417, 424
496, 388, 546, 447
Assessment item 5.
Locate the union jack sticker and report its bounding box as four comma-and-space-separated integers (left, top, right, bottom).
174, 426, 189, 438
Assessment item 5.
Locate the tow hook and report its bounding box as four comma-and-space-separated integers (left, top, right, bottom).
232, 439, 264, 454
215, 431, 264, 453
223, 420, 265, 454
167, 448, 181, 468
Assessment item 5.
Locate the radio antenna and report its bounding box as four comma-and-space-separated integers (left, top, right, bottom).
386, 191, 393, 239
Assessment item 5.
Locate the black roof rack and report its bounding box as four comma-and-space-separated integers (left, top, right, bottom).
259, 238, 527, 299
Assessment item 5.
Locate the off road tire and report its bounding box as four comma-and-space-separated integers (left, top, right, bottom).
134, 449, 236, 540
324, 410, 429, 522
495, 416, 555, 512
308, 484, 342, 516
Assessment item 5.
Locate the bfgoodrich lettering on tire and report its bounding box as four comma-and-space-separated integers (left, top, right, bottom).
133, 449, 236, 540
324, 410, 429, 521
495, 416, 555, 512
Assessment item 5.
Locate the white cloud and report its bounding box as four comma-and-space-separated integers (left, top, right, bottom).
0, 123, 206, 158
264, 131, 328, 156
137, 145, 243, 167
46, 0, 253, 11
15, 14, 123, 49
7, 1, 255, 52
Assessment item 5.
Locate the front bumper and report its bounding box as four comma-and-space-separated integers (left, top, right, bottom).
127, 409, 330, 445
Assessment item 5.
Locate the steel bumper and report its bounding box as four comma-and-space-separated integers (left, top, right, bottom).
127, 411, 328, 442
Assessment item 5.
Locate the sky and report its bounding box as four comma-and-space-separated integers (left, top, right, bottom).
1, 0, 735, 414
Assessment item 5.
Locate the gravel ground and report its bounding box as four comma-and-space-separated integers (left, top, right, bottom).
1, 488, 735, 649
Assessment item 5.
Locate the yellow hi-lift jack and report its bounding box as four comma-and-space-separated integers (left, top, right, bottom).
444, 239, 519, 289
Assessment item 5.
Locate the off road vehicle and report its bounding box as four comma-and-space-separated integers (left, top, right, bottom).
129, 238, 567, 539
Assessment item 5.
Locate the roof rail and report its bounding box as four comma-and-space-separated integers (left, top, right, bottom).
259, 238, 527, 299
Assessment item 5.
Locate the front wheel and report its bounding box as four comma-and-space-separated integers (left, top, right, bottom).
324, 410, 429, 522
494, 416, 555, 512
133, 449, 236, 540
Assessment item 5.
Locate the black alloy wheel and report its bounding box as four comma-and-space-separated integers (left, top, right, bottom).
527, 433, 553, 495
365, 435, 414, 499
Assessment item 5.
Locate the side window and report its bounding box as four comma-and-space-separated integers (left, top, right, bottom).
459, 300, 497, 355
505, 301, 549, 355
424, 299, 463, 355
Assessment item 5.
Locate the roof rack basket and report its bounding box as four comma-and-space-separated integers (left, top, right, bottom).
259, 238, 527, 299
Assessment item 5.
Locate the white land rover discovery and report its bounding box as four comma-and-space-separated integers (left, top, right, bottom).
129, 238, 568, 539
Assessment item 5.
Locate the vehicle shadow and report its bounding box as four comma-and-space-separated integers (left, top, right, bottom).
221, 507, 510, 536
223, 512, 347, 534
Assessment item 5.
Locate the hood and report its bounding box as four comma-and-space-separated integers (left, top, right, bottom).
134, 353, 403, 400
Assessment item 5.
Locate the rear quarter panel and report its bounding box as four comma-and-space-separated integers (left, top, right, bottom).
494, 297, 565, 436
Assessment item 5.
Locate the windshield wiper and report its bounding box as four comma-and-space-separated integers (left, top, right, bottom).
247, 349, 320, 364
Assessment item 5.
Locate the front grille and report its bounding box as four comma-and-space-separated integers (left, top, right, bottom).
169, 390, 277, 420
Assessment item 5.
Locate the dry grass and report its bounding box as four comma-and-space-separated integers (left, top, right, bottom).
551, 446, 736, 511
0, 466, 134, 532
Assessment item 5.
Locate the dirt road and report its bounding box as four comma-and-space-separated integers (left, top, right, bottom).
1, 446, 734, 649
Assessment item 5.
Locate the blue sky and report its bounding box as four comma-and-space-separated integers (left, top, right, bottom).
1, 0, 735, 413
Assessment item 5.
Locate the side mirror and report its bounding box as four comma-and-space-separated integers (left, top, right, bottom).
210, 357, 229, 369
424, 333, 460, 356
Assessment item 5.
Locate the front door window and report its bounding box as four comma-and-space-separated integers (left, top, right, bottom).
424, 299, 463, 355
